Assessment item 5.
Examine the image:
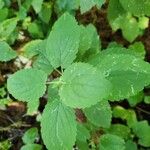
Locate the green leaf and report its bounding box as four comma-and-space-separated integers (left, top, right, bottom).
7, 29, 18, 45
32, 0, 43, 13
0, 140, 11, 150
87, 25, 101, 55
28, 22, 44, 38
76, 141, 89, 150
55, 0, 79, 14
78, 24, 100, 59
22, 40, 43, 59
84, 101, 112, 128
26, 40, 54, 74
113, 106, 137, 128
4, 0, 11, 7
78, 25, 94, 56
144, 96, 150, 104
107, 0, 126, 31
27, 99, 39, 115
125, 140, 137, 150
59, 62, 111, 108
0, 8, 8, 22
41, 100, 77, 150
0, 18, 18, 41
106, 124, 130, 140
33, 40, 54, 74
121, 14, 139, 42
128, 42, 146, 59
17, 6, 27, 20
0, 0, 4, 9
48, 84, 59, 101
108, 0, 143, 42
89, 47, 150, 100
38, 2, 52, 24
80, 0, 105, 14
77, 123, 90, 142
46, 12, 80, 69
22, 0, 32, 10
22, 128, 39, 144
7, 68, 47, 102
21, 144, 42, 150
33, 54, 53, 75
0, 98, 12, 110
119, 0, 150, 16
138, 16, 149, 29
112, 106, 127, 120
0, 41, 17, 62
99, 134, 125, 150
132, 121, 150, 147
108, 42, 123, 49
127, 91, 144, 107
0, 86, 6, 97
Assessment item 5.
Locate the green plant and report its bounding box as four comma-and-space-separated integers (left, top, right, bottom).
1, 0, 150, 149
0, 85, 12, 110
108, 0, 150, 42
0, 11, 149, 149
0, 140, 11, 150
21, 127, 42, 150
55, 0, 105, 14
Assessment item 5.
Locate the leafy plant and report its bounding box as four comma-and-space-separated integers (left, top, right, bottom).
0, 140, 11, 150
1, 12, 149, 149
0, 85, 12, 110
1, 0, 150, 149
21, 127, 42, 150
0, 41, 17, 61
55, 0, 105, 14
108, 0, 150, 42
98, 134, 125, 150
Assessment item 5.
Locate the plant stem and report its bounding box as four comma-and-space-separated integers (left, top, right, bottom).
0, 121, 31, 132
136, 106, 150, 115
61, 67, 64, 74
46, 80, 65, 85
55, 69, 62, 75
